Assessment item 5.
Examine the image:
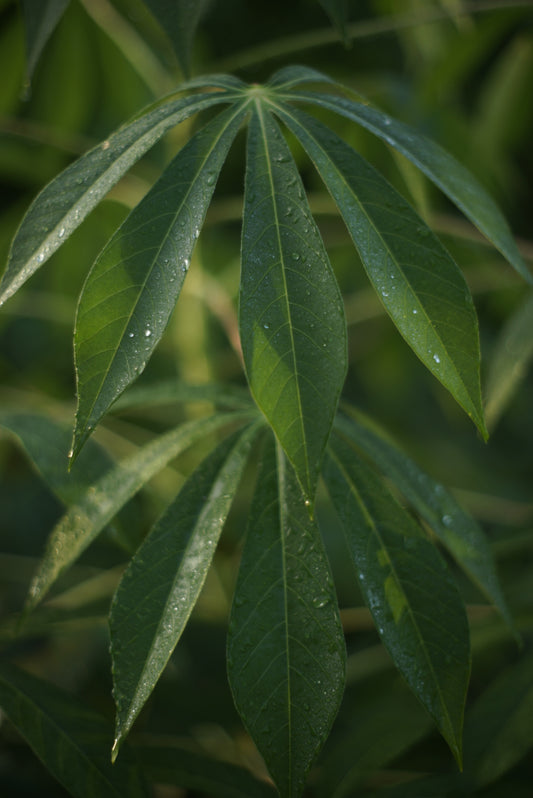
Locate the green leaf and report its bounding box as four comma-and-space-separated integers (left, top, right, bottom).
112, 379, 253, 412
0, 662, 148, 798
142, 0, 212, 78
227, 438, 346, 798
274, 103, 486, 437
463, 651, 533, 788
73, 101, 248, 458
137, 744, 277, 798
335, 409, 514, 632
290, 90, 531, 284
110, 421, 261, 756
267, 65, 336, 90
240, 104, 347, 503
21, 0, 70, 82
316, 0, 349, 42
324, 436, 470, 766
0, 91, 232, 306
485, 291, 533, 430
26, 411, 251, 612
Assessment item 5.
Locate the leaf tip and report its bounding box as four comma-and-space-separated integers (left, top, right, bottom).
111, 736, 120, 764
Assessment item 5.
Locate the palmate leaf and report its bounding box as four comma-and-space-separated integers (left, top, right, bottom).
21, 0, 70, 82
334, 409, 514, 631
0, 662, 147, 798
73, 100, 249, 458
0, 90, 234, 306
240, 104, 347, 504
26, 411, 252, 612
110, 421, 262, 757
324, 435, 470, 766
227, 437, 346, 798
272, 102, 486, 437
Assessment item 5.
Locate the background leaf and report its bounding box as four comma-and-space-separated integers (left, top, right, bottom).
324, 436, 470, 766
110, 422, 261, 755
240, 104, 347, 503
73, 101, 247, 458
274, 103, 486, 436
316, 0, 349, 43
21, 0, 70, 83
227, 438, 346, 798
142, 0, 212, 78
0, 662, 148, 798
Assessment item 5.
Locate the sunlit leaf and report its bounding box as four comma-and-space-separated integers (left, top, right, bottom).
21, 0, 70, 82
240, 104, 347, 503
335, 409, 514, 631
142, 0, 212, 78
485, 292, 533, 430
26, 411, 251, 612
0, 91, 233, 306
288, 89, 531, 283
324, 435, 470, 766
110, 422, 261, 756
274, 103, 486, 436
227, 438, 346, 797
0, 662, 148, 798
73, 101, 248, 458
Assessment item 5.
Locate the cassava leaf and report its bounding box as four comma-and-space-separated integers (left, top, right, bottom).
316, 0, 349, 42
289, 89, 531, 284
324, 435, 470, 766
267, 65, 337, 90
142, 0, 212, 78
227, 438, 346, 798
112, 378, 253, 412
110, 421, 261, 756
0, 661, 148, 798
239, 104, 347, 504
25, 411, 251, 612
21, 0, 70, 82
273, 102, 486, 436
0, 90, 233, 306
334, 409, 514, 631
73, 101, 248, 459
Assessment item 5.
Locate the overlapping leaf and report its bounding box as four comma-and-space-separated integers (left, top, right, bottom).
73, 101, 248, 458
324, 435, 470, 766
334, 409, 514, 630
110, 421, 261, 756
227, 438, 346, 798
142, 0, 211, 78
0, 91, 234, 306
273, 102, 486, 436
0, 662, 147, 798
240, 104, 347, 504
26, 411, 251, 612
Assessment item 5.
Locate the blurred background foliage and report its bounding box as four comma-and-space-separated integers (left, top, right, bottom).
0, 0, 532, 795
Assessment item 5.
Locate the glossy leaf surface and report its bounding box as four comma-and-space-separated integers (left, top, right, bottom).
0, 92, 231, 306
227, 439, 346, 798
290, 89, 531, 283
324, 436, 470, 765
240, 104, 347, 503
26, 411, 249, 611
335, 410, 513, 630
274, 103, 486, 436
110, 422, 261, 755
0, 662, 147, 798
73, 101, 248, 457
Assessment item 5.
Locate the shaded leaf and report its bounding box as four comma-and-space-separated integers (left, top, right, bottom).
267, 65, 336, 90
21, 0, 70, 82
110, 422, 262, 755
142, 0, 212, 78
485, 291, 533, 429
0, 662, 147, 798
112, 378, 253, 412
227, 438, 346, 798
26, 411, 251, 612
137, 744, 277, 798
240, 105, 347, 503
324, 435, 470, 766
73, 101, 248, 458
289, 89, 531, 283
335, 409, 514, 631
316, 0, 349, 42
274, 103, 486, 436
0, 91, 233, 306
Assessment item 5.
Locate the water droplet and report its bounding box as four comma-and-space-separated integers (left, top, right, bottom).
383, 117, 391, 126
263, 323, 269, 329
183, 258, 190, 269
382, 290, 389, 298
433, 353, 440, 364
304, 499, 310, 507
145, 329, 151, 337
442, 514, 453, 527
291, 252, 300, 261
128, 332, 134, 338
36, 252, 45, 263
412, 309, 418, 314
58, 227, 65, 238
102, 140, 110, 150
207, 174, 215, 185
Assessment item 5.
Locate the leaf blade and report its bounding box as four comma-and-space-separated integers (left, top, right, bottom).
142, 0, 212, 78
73, 101, 248, 457
21, 0, 70, 82
227, 438, 346, 797
240, 105, 347, 502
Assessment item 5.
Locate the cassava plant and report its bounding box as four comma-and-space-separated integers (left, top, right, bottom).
1, 2, 533, 797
